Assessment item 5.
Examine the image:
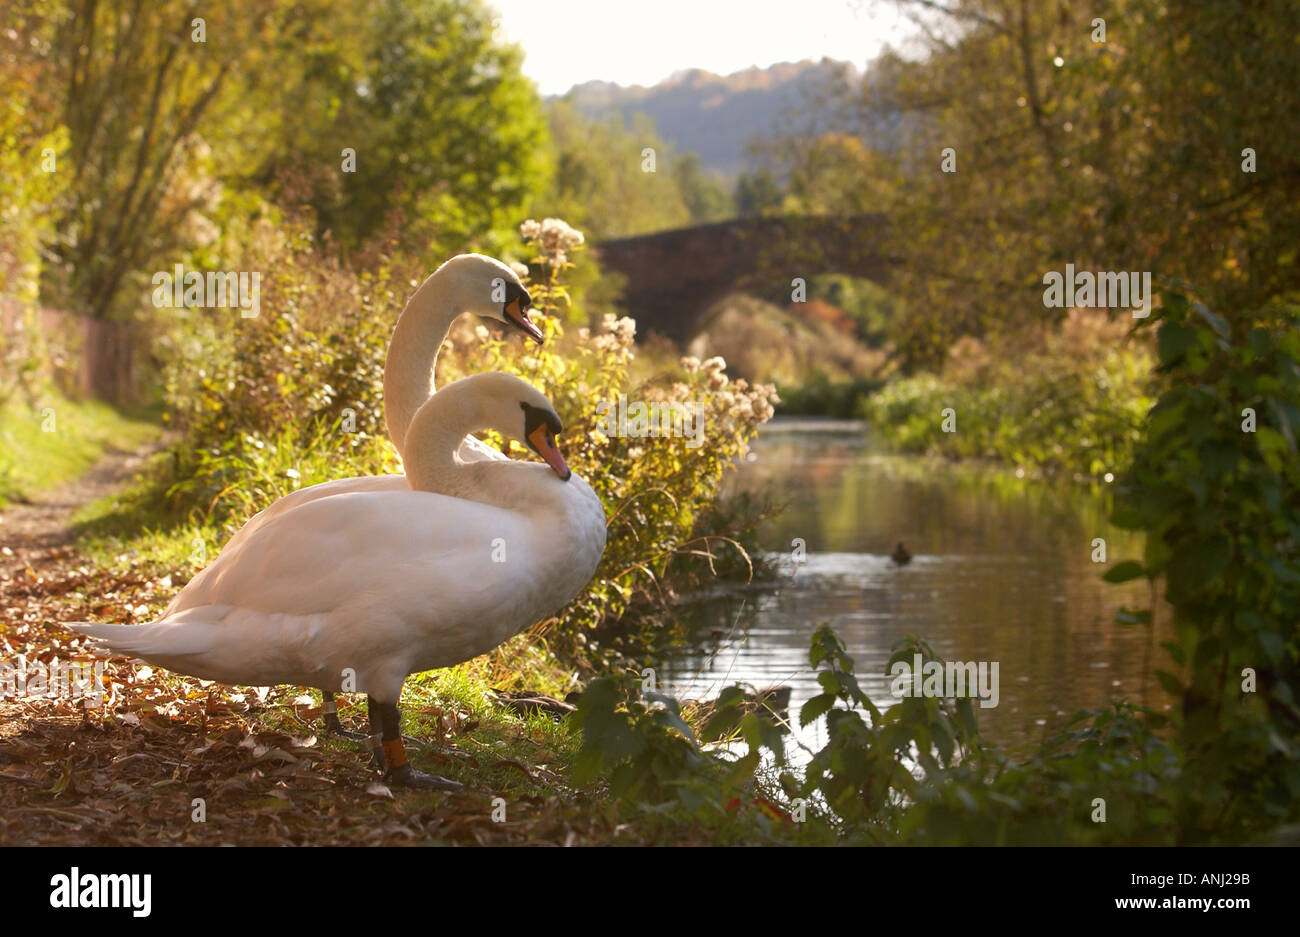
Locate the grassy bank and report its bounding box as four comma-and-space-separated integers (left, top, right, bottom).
846, 311, 1159, 479
0, 392, 161, 507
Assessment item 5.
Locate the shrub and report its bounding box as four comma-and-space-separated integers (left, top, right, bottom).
1105, 289, 1300, 842
862, 312, 1156, 478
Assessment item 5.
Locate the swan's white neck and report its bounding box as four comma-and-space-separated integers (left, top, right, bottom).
383, 270, 460, 460
402, 379, 491, 496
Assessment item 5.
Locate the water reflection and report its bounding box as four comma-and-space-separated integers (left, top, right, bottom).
660, 420, 1171, 757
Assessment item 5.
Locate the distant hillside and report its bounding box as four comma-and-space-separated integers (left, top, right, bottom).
560, 59, 860, 177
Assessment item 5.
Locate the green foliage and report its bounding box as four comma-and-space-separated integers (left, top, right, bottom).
569, 622, 1178, 844
804, 274, 901, 349
898, 702, 1179, 846
539, 101, 693, 239
0, 8, 70, 401
862, 317, 1155, 478
734, 169, 783, 217
671, 152, 734, 225
40, 0, 278, 321
776, 374, 882, 418
13, 0, 548, 328
1106, 289, 1300, 841
883, 289, 1300, 845
149, 212, 403, 533
256, 0, 549, 255
571, 675, 707, 804
0, 24, 66, 304
799, 626, 978, 835
767, 0, 1300, 369
570, 671, 795, 839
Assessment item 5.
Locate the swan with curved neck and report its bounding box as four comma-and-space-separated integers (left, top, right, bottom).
179, 254, 540, 579
384, 253, 541, 460
70, 373, 606, 790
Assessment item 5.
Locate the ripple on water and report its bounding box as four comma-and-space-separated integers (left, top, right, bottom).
660, 428, 1169, 758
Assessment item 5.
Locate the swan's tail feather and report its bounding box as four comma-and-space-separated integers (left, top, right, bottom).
65, 620, 212, 659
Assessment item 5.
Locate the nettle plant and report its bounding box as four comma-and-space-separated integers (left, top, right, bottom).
1105, 288, 1300, 841
798, 625, 979, 837
439, 219, 780, 648
570, 673, 786, 820
570, 624, 984, 841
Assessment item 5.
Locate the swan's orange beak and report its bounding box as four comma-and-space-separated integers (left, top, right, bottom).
504, 297, 544, 344
528, 424, 571, 481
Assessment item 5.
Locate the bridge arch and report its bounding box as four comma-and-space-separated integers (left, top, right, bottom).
592, 214, 894, 343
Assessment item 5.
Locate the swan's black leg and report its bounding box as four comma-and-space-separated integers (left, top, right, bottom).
367, 695, 464, 791
320, 690, 368, 742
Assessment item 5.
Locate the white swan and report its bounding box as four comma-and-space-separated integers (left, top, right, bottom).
167, 253, 539, 604
384, 253, 541, 461
159, 254, 541, 732
70, 372, 607, 789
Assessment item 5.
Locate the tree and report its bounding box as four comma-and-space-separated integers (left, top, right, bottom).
250, 0, 549, 256
0, 3, 70, 401
672, 152, 733, 224
44, 0, 278, 324
734, 169, 783, 217
767, 0, 1300, 366
0, 2, 68, 306
538, 100, 691, 239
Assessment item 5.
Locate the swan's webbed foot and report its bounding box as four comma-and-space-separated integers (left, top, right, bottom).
324, 718, 370, 743
321, 691, 369, 743
367, 696, 465, 792
384, 762, 465, 791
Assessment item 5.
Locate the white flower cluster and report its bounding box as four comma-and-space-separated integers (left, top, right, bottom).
679, 354, 779, 423
590, 313, 637, 354
520, 217, 585, 266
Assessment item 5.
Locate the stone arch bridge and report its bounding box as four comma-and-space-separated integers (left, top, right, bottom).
592, 214, 893, 343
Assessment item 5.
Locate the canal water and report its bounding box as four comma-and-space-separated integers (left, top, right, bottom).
659, 418, 1172, 757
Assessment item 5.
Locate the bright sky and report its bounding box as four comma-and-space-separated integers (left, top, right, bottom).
488, 0, 918, 95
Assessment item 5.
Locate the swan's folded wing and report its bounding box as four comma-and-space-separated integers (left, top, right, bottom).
221, 474, 410, 553
179, 489, 533, 619
457, 434, 507, 462
166, 475, 412, 615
